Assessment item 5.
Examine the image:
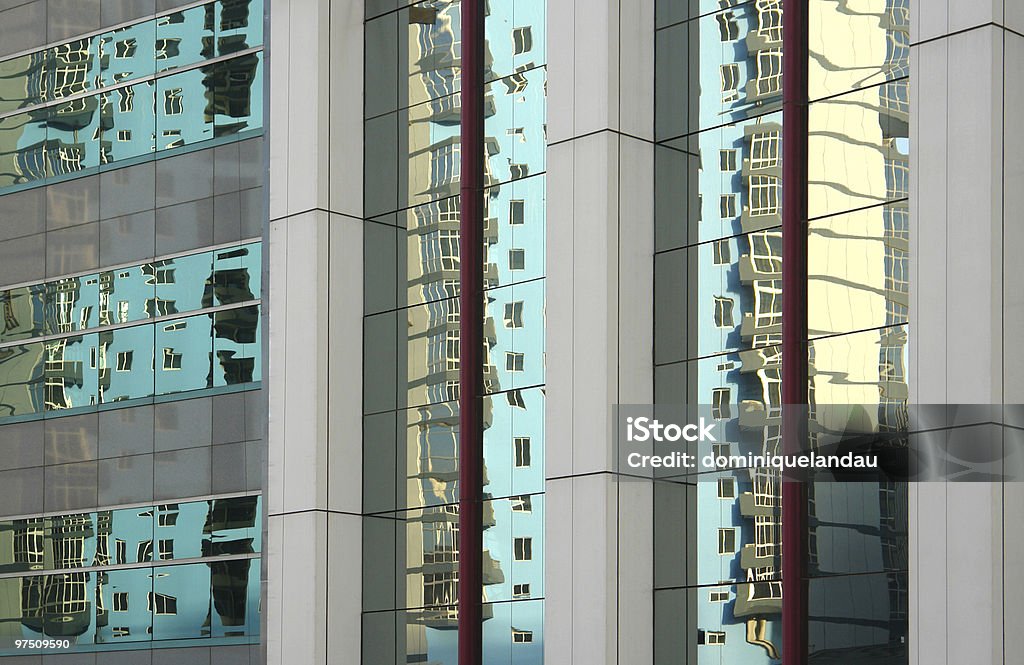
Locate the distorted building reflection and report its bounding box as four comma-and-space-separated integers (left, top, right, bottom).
0, 496, 261, 652
0, 0, 263, 191
654, 0, 910, 662
0, 243, 262, 420
362, 0, 547, 661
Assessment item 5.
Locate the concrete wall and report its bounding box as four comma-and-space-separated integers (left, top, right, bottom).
910, 1, 1024, 663
544, 0, 656, 662
264, 0, 363, 663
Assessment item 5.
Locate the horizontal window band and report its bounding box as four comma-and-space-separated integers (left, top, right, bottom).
0, 299, 262, 352
0, 46, 265, 123
0, 237, 262, 293
0, 491, 261, 523
0, 549, 261, 582
0, 305, 263, 423
0, 127, 263, 198
0, 241, 262, 347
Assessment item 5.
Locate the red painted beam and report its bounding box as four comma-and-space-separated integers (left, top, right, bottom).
457, 0, 485, 663
781, 0, 809, 663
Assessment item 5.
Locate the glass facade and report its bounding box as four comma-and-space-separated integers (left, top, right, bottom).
654, 0, 909, 662
0, 1, 266, 659
0, 0, 264, 193
363, 0, 546, 662
0, 495, 261, 653
0, 242, 262, 421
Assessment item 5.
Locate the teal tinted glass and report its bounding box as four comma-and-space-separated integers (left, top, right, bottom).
0, 241, 260, 343
0, 497, 262, 652
0, 0, 265, 194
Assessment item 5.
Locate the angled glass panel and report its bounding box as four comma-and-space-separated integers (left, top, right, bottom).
0, 341, 46, 417
487, 175, 545, 289
404, 297, 459, 410
506, 0, 546, 77
807, 480, 908, 578
46, 274, 100, 335
807, 571, 908, 661
480, 496, 544, 603
404, 400, 459, 508
98, 20, 158, 89
401, 197, 461, 309
504, 67, 546, 183
654, 228, 783, 364
0, 52, 48, 114
485, 279, 544, 394
46, 97, 102, 178
482, 598, 544, 664
654, 584, 782, 662
99, 79, 156, 162
11, 571, 96, 640
96, 567, 152, 644
99, 80, 157, 163
395, 177, 544, 310
0, 516, 47, 574
99, 263, 156, 327
152, 250, 213, 317
808, 324, 908, 407
401, 68, 547, 212
0, 284, 46, 343
401, 0, 546, 111
43, 333, 98, 412
403, 0, 461, 110
151, 562, 212, 640
212, 305, 260, 386
46, 36, 101, 102
153, 502, 201, 560
99, 324, 155, 403
156, 67, 213, 150
214, 0, 264, 56
155, 3, 216, 74
209, 242, 261, 306
155, 314, 213, 395
808, 201, 909, 339
483, 385, 545, 500
204, 494, 261, 556
208, 51, 263, 138
107, 505, 157, 566
0, 109, 48, 189
660, 111, 782, 246
208, 555, 259, 637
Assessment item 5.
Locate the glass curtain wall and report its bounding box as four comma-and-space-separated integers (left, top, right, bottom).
0, 495, 262, 653
0, 242, 262, 421
0, 0, 266, 656
0, 0, 264, 193
362, 1, 546, 663
653, 0, 909, 663
803, 0, 909, 660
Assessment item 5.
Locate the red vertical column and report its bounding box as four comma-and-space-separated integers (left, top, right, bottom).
781, 0, 809, 663
457, 0, 485, 663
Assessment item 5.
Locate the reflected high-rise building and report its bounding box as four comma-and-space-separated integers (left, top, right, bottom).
365, 2, 547, 662
0, 0, 1016, 663
654, 0, 911, 663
